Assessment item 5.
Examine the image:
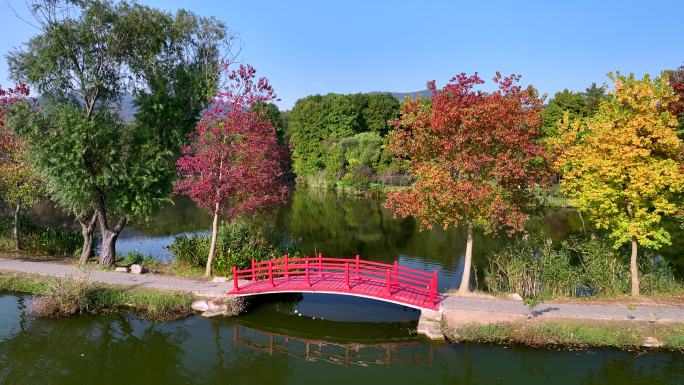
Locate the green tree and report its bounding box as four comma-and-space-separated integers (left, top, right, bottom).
7, 0, 233, 265
132, 10, 236, 152
551, 72, 684, 296
541, 83, 607, 137
251, 102, 286, 144
288, 92, 400, 187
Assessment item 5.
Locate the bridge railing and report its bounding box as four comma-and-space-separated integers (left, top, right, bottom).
231, 253, 439, 307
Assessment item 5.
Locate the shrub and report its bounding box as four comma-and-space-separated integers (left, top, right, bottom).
119, 251, 161, 270
23, 273, 194, 321
484, 236, 682, 299
168, 218, 299, 276
484, 238, 578, 298
28, 273, 94, 317
0, 215, 83, 256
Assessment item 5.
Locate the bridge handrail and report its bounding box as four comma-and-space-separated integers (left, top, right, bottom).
231, 254, 439, 307
239, 258, 434, 285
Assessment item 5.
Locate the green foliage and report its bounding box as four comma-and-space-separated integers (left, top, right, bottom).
326, 132, 386, 190
4, 272, 195, 321
252, 102, 286, 144
119, 251, 160, 269
524, 322, 643, 348
168, 218, 298, 276
6, 0, 231, 264
484, 236, 682, 299
288, 92, 400, 188
541, 83, 607, 137
451, 323, 511, 344
132, 9, 233, 151
0, 272, 51, 294
0, 215, 82, 256
9, 103, 174, 224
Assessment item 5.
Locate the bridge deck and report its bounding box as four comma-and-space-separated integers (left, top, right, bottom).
231, 275, 438, 310
229, 255, 440, 310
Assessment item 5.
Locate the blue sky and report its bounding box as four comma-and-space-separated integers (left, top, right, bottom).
1, 0, 683, 109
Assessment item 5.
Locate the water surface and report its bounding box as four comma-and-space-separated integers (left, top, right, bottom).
1, 293, 682, 385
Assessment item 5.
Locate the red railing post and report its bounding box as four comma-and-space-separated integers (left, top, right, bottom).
393, 260, 399, 285
305, 260, 311, 287
431, 270, 438, 306
233, 266, 239, 291
318, 252, 323, 278
345, 262, 350, 289
269, 261, 274, 287
355, 254, 360, 279
251, 259, 255, 281
284, 254, 289, 278
386, 268, 391, 295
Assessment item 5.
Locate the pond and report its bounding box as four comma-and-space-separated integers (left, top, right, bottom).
1, 292, 683, 385
116, 187, 590, 291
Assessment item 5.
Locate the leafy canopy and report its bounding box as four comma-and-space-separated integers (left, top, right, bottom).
0, 83, 43, 208
287, 92, 399, 182
174, 65, 289, 217
550, 72, 684, 249
385, 73, 549, 234
541, 83, 607, 137
6, 0, 230, 224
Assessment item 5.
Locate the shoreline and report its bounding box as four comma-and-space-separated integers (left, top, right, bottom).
2, 256, 684, 351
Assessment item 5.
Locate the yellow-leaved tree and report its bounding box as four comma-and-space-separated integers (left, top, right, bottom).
551, 72, 684, 296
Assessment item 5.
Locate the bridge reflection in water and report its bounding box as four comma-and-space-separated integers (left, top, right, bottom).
231, 324, 434, 367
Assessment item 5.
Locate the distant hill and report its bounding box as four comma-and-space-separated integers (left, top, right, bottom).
37, 93, 137, 121
370, 90, 431, 101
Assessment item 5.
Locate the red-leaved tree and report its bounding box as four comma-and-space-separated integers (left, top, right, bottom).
174, 64, 289, 276
385, 73, 550, 293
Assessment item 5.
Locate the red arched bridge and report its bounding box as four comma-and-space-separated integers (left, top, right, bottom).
229, 254, 441, 310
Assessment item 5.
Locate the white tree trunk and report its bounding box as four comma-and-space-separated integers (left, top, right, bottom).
630, 237, 640, 296
206, 202, 220, 277
13, 203, 20, 251
458, 223, 474, 293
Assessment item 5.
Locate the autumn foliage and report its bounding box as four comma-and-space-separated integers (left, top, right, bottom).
174, 64, 289, 215
174, 64, 289, 275
0, 83, 43, 250
550, 72, 684, 296
385, 73, 549, 291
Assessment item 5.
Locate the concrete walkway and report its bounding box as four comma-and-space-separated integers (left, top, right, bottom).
0, 258, 234, 297
442, 294, 684, 323
3, 258, 684, 323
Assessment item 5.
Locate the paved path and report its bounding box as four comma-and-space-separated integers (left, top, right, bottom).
442, 295, 684, 322
0, 258, 235, 297
3, 258, 684, 322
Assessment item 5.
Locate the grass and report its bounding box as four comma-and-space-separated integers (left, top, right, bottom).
0, 272, 51, 294
0, 271, 197, 321
444, 319, 684, 351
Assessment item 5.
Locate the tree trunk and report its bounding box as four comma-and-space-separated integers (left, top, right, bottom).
13, 203, 20, 251
99, 228, 119, 266
578, 211, 587, 234
206, 202, 220, 277
630, 236, 640, 297
77, 212, 98, 265
96, 206, 126, 266
458, 223, 474, 293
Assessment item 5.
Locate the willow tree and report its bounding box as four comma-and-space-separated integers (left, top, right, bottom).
7, 0, 235, 265
385, 73, 549, 293
551, 72, 684, 296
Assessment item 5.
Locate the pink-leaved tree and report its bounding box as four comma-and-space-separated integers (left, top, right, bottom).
174, 64, 290, 276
